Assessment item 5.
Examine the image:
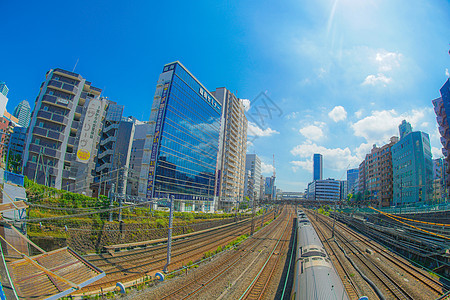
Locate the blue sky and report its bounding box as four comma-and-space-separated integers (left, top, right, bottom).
1, 0, 450, 192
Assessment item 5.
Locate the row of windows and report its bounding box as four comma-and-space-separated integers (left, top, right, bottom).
162, 125, 218, 162
157, 147, 216, 179
166, 107, 219, 150
174, 65, 221, 114
170, 77, 220, 131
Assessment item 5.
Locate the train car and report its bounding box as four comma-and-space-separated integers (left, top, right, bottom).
292, 209, 349, 300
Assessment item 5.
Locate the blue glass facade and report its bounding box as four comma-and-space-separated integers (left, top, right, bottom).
346, 168, 359, 193
147, 62, 222, 202
392, 130, 433, 205
313, 153, 323, 181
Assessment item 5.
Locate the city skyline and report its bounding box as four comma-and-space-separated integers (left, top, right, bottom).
1, 0, 450, 192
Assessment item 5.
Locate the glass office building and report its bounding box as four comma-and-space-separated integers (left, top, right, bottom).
141, 62, 222, 211
392, 121, 433, 205
313, 153, 323, 181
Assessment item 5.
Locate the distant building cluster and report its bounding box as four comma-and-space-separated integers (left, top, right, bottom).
1, 63, 278, 212
306, 77, 450, 207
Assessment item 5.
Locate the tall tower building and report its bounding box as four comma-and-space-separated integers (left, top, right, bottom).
127, 120, 152, 197
139, 62, 222, 212
433, 78, 450, 195
23, 68, 106, 194
392, 121, 433, 206
13, 100, 32, 128
313, 153, 323, 181
361, 137, 398, 207
0, 82, 8, 117
399, 119, 412, 139
244, 154, 261, 202
346, 168, 359, 193
213, 87, 247, 211
0, 82, 9, 97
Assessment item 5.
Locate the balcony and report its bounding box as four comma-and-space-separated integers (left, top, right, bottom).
54, 69, 82, 81
37, 110, 69, 126
65, 153, 74, 162
76, 105, 83, 114
34, 126, 65, 142
71, 121, 80, 130
42, 94, 73, 110
67, 136, 76, 146
47, 80, 76, 95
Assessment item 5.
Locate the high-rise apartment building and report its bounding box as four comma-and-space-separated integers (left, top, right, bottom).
340, 180, 348, 201
213, 87, 247, 210
0, 112, 18, 168
13, 100, 32, 128
361, 137, 398, 207
127, 120, 151, 197
432, 158, 448, 203
139, 62, 222, 212
313, 153, 323, 181
23, 68, 106, 194
433, 78, 450, 195
6, 126, 27, 173
392, 121, 433, 206
0, 82, 9, 117
346, 168, 359, 194
0, 82, 9, 97
244, 154, 261, 201
358, 160, 366, 195
399, 119, 412, 139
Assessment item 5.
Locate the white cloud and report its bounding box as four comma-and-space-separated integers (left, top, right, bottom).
375, 51, 402, 72
286, 111, 299, 120
432, 146, 443, 158
355, 109, 364, 119
241, 99, 250, 112
247, 122, 279, 137
247, 140, 254, 147
362, 74, 392, 86
290, 141, 360, 171
446, 68, 449, 78
328, 106, 347, 122
351, 109, 427, 145
291, 160, 312, 172
261, 161, 274, 175
299, 125, 324, 141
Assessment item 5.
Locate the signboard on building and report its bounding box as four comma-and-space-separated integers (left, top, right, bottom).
76, 98, 104, 163
146, 82, 171, 199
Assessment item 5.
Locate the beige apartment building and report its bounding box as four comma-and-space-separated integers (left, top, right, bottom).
213, 87, 247, 211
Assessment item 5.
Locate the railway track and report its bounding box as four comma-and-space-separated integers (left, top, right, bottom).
333, 216, 449, 296
239, 211, 292, 300
74, 212, 274, 295
308, 213, 360, 299
158, 206, 290, 300
312, 211, 447, 299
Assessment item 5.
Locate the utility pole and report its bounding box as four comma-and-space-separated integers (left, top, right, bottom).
108, 183, 115, 222
163, 195, 174, 273
250, 192, 256, 235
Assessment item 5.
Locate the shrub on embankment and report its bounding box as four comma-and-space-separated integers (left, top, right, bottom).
24, 177, 246, 254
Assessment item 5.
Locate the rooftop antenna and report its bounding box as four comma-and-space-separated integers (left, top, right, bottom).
72, 58, 79, 72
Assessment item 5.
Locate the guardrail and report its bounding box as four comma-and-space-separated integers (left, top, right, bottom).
3, 171, 24, 187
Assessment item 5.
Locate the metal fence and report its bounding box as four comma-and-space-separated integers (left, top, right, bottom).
3, 171, 24, 187
347, 202, 450, 215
